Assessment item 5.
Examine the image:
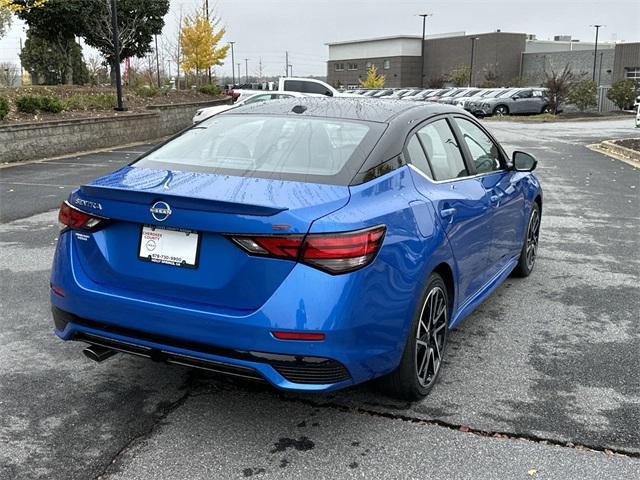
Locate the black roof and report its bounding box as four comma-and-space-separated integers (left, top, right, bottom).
228, 96, 456, 123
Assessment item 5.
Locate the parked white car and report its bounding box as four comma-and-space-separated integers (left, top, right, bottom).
193, 91, 306, 124
635, 104, 640, 128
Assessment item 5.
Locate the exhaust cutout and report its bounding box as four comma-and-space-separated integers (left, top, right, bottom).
83, 345, 117, 363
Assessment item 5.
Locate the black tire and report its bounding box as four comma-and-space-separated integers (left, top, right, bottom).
381, 273, 449, 400
493, 105, 509, 116
513, 203, 541, 277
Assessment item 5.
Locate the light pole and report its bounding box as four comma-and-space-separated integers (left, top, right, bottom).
590, 24, 604, 81
418, 14, 432, 88
229, 41, 236, 85
469, 37, 479, 88
237, 63, 241, 84
205, 0, 212, 84
110, 0, 126, 111
244, 58, 249, 83
154, 34, 161, 88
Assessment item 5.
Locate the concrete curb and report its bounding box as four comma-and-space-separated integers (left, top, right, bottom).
587, 139, 640, 169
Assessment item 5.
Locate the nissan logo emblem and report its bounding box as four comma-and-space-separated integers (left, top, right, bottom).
150, 201, 172, 222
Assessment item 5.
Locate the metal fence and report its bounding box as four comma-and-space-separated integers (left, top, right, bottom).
597, 86, 617, 113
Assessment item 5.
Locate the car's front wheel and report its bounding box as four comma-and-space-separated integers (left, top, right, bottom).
493, 105, 509, 116
513, 203, 541, 277
382, 273, 449, 400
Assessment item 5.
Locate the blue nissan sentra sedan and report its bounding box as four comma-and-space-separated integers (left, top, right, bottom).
50, 97, 542, 400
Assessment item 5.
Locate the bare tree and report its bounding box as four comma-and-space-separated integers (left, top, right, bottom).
162, 8, 183, 89
543, 65, 575, 114
0, 62, 20, 86
85, 54, 108, 85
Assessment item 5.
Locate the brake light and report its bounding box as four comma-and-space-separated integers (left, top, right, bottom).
229, 225, 385, 274
272, 331, 325, 341
58, 201, 106, 231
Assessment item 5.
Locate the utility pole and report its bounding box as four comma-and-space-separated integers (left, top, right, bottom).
229, 41, 236, 85
19, 37, 23, 85
285, 51, 289, 77
205, 0, 212, 84
244, 58, 249, 83
154, 34, 161, 88
590, 24, 603, 81
237, 63, 242, 84
418, 14, 432, 88
288, 65, 293, 77
469, 37, 479, 88
110, 0, 126, 111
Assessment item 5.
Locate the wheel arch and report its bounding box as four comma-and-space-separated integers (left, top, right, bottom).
534, 193, 542, 214
432, 262, 455, 319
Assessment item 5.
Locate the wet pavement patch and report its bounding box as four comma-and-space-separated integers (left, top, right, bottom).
270, 436, 315, 453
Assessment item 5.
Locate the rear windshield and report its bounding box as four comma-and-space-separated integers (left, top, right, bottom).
134, 114, 383, 184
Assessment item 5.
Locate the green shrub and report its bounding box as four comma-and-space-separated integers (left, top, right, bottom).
15, 95, 64, 114
40, 97, 64, 113
136, 86, 160, 97
64, 93, 116, 110
15, 95, 44, 114
198, 84, 222, 95
0, 96, 9, 120
606, 79, 638, 110
568, 80, 597, 111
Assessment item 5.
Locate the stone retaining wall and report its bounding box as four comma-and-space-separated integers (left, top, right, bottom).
0, 97, 231, 164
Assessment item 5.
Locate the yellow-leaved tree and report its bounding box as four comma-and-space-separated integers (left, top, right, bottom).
0, 0, 47, 39
180, 5, 229, 85
359, 64, 385, 89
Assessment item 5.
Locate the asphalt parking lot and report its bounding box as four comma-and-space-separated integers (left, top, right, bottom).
1, 118, 639, 479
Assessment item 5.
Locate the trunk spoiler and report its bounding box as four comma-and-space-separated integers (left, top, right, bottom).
79, 184, 288, 217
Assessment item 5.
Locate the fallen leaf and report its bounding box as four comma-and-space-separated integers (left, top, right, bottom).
527, 468, 537, 477
604, 449, 614, 456
459, 425, 470, 432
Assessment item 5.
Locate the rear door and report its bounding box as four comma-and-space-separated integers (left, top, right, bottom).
512, 89, 534, 113
405, 117, 493, 304
451, 115, 525, 277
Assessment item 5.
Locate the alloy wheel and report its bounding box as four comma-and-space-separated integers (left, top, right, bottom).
415, 286, 447, 388
494, 106, 507, 116
525, 208, 540, 270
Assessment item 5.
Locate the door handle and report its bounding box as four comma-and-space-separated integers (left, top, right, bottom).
440, 207, 457, 221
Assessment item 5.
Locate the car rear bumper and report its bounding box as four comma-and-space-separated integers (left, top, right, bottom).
50, 232, 409, 392
52, 306, 352, 388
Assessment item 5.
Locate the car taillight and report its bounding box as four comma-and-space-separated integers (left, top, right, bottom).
58, 201, 107, 231
229, 225, 386, 274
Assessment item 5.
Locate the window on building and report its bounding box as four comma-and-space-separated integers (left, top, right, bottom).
348, 63, 358, 70
383, 59, 390, 70
625, 67, 640, 86
334, 63, 344, 71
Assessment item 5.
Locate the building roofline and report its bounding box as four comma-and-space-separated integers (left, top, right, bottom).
326, 32, 465, 46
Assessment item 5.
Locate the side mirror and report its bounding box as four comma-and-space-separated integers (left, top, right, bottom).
325, 90, 333, 97
512, 95, 519, 100
512, 151, 537, 172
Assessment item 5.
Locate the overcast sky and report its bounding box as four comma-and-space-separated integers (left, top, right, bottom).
1, 0, 638, 77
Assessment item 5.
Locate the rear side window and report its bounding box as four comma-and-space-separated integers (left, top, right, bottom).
416, 120, 468, 181
134, 114, 379, 184
405, 135, 433, 179
284, 80, 333, 96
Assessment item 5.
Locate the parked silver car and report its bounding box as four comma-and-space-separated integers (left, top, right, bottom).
470, 88, 550, 116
